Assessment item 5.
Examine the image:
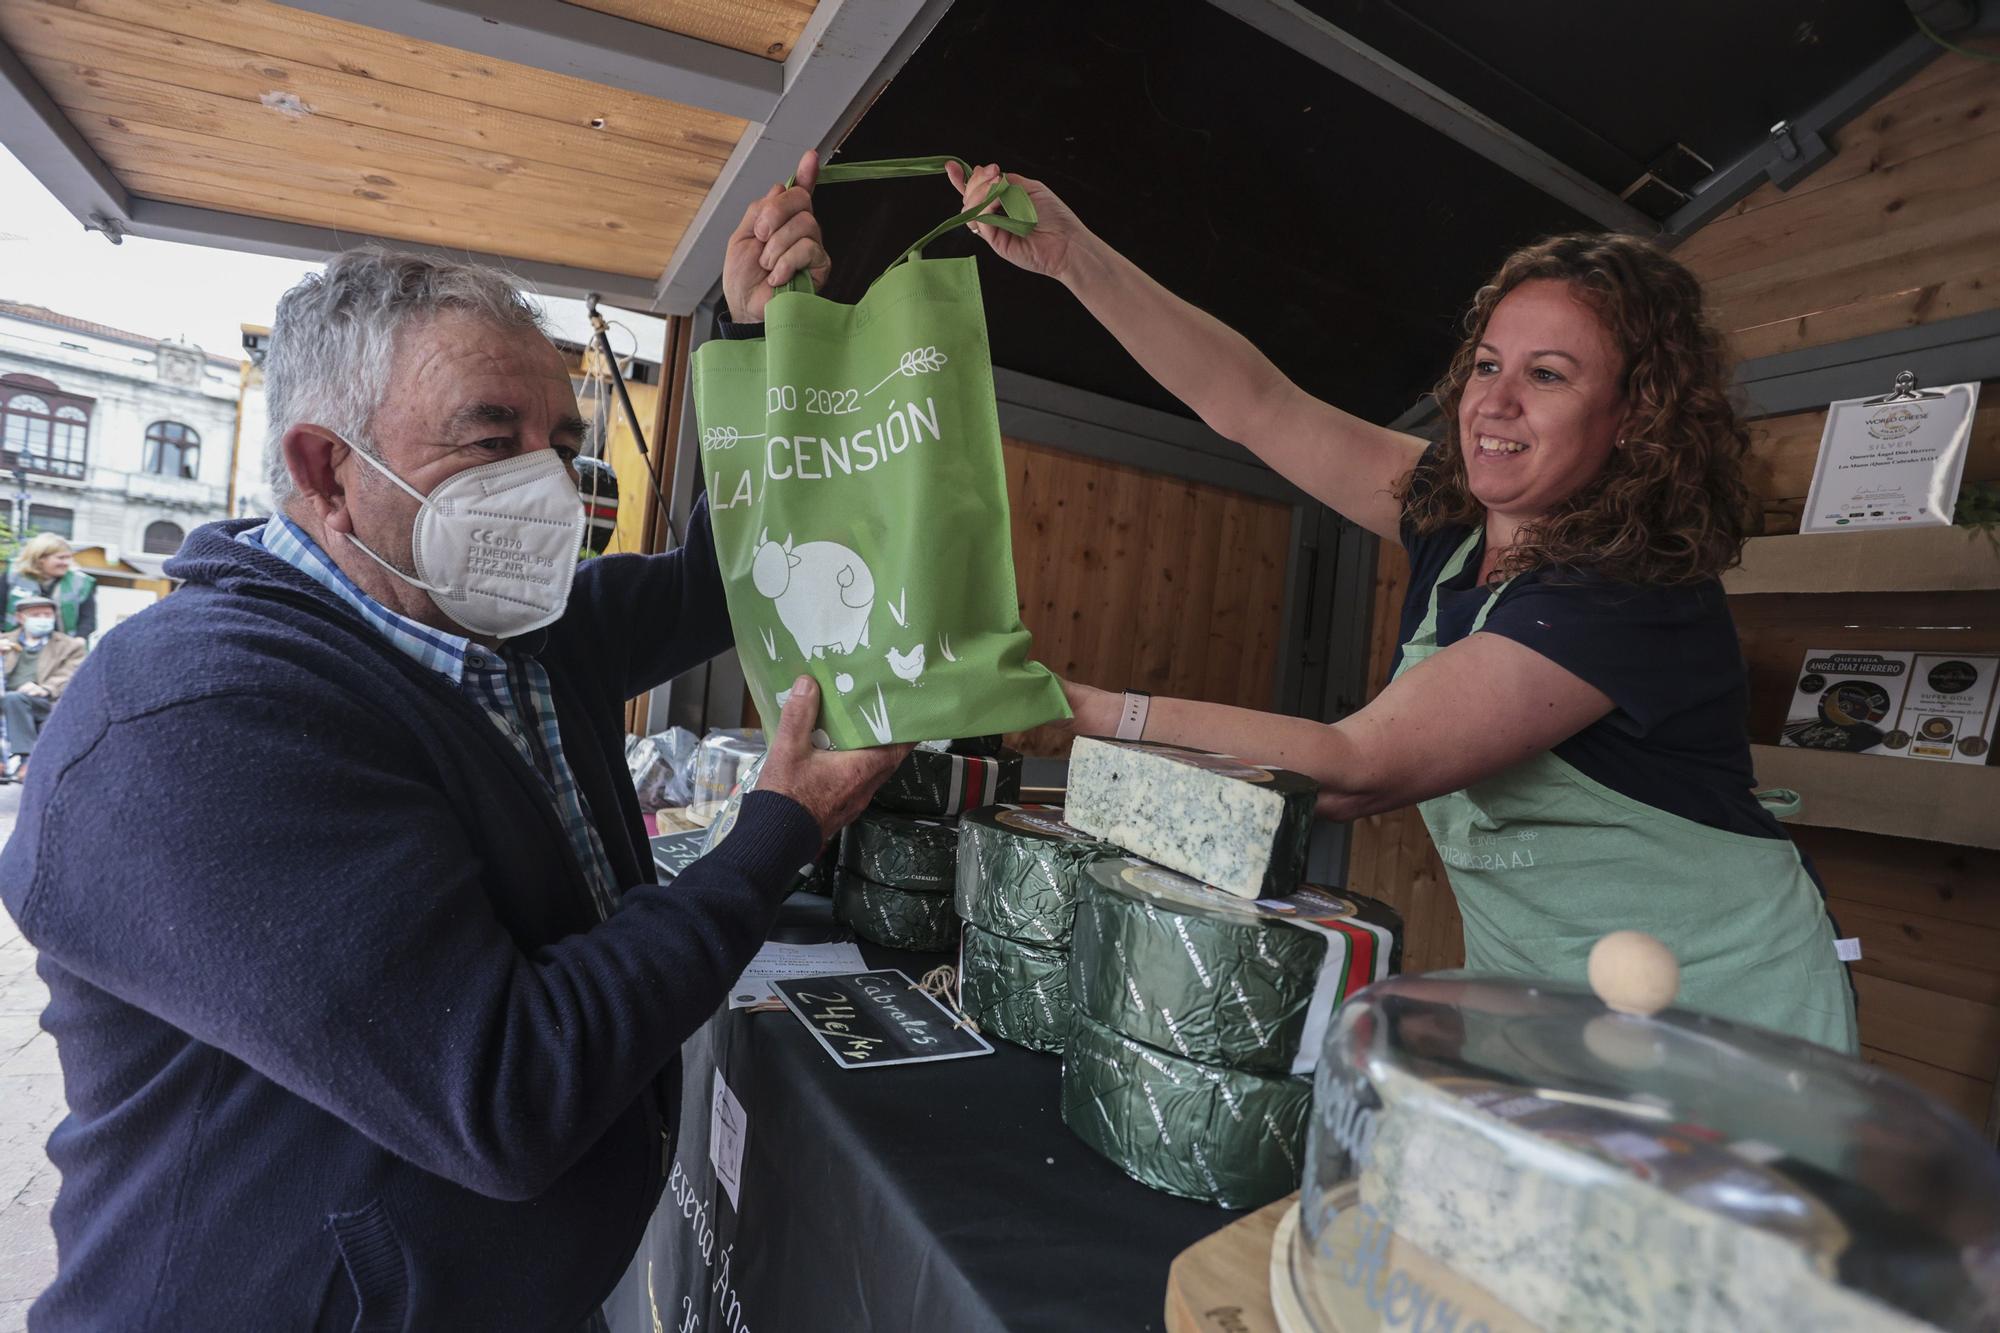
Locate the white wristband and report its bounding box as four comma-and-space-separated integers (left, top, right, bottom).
1115, 690, 1151, 741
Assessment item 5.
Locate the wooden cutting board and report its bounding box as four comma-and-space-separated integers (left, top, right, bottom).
1163, 1193, 1295, 1333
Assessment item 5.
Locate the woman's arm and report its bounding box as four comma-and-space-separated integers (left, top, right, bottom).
950, 162, 1425, 542
1068, 633, 1614, 820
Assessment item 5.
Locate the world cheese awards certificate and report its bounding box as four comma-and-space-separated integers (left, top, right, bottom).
1801, 380, 1978, 535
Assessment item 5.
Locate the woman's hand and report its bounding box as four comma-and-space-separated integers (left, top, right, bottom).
944, 161, 1086, 283
1058, 677, 1121, 738
723, 150, 831, 323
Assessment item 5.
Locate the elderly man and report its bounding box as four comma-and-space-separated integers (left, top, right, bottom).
0, 158, 886, 1329
0, 593, 84, 783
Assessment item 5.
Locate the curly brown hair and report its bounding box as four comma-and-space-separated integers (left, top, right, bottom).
1400, 232, 1754, 585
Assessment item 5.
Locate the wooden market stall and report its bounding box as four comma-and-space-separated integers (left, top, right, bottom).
6, 2, 2000, 1330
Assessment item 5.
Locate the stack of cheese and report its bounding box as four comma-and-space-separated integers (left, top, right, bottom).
831, 741, 1024, 952
1057, 736, 1403, 1210
952, 804, 1119, 1054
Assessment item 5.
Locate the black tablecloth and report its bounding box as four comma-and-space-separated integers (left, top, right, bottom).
602, 890, 1232, 1333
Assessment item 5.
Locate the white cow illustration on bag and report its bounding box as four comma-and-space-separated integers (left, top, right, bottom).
750, 529, 876, 659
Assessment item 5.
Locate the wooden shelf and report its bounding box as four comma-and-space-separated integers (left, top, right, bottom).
1725, 526, 2000, 596
1751, 744, 2000, 850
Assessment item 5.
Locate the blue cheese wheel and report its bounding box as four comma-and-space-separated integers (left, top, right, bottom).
832, 868, 957, 952
1063, 737, 1317, 899
839, 810, 959, 893
1060, 1010, 1309, 1210
954, 804, 1119, 947
959, 925, 1072, 1054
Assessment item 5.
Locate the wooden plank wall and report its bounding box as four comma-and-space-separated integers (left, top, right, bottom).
1348, 50, 2000, 1128
1002, 438, 1293, 756
1678, 50, 2000, 1131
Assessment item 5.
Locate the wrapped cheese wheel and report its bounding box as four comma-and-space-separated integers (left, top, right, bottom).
959, 924, 1072, 1054
832, 867, 957, 952
954, 804, 1118, 947
1061, 1010, 1309, 1210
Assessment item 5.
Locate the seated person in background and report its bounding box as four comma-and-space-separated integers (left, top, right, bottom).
7, 533, 97, 639
0, 593, 83, 783
0, 153, 902, 1332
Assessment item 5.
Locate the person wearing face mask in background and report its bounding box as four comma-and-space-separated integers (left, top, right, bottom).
7, 533, 97, 640
0, 153, 908, 1333
924, 162, 1855, 1054
0, 593, 83, 783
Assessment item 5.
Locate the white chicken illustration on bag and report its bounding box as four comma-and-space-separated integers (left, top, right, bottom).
750, 529, 876, 659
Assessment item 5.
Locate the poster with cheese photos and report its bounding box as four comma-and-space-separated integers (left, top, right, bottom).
1884, 655, 1999, 765
1780, 650, 1913, 755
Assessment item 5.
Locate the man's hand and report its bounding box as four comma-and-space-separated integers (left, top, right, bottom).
18, 683, 47, 699
722, 150, 831, 324
756, 676, 911, 841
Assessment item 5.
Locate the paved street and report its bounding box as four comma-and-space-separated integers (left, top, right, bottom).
0, 782, 60, 1332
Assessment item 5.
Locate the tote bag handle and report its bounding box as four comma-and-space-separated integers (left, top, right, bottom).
780, 155, 1038, 296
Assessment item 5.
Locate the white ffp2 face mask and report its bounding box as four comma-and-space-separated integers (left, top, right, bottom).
19, 616, 54, 638
343, 445, 587, 639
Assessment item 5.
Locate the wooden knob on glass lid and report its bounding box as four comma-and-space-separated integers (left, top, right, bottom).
1588, 931, 1680, 1016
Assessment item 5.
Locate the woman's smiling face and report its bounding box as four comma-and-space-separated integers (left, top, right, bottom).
1456, 279, 1629, 521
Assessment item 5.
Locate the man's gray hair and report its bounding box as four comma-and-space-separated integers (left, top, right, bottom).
263, 248, 547, 504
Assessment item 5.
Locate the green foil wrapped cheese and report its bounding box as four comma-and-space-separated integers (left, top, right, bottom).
1060, 1010, 1309, 1210
958, 924, 1072, 1054
873, 744, 1023, 816
1071, 858, 1402, 1075
832, 868, 958, 952
839, 809, 959, 893
1064, 736, 1316, 899
954, 804, 1119, 947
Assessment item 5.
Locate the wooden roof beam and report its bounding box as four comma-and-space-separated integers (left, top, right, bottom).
271, 0, 782, 122
651, 0, 955, 314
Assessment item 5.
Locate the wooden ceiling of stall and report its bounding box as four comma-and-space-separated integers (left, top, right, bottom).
0, 0, 808, 278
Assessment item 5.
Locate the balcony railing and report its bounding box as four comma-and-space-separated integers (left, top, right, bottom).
1, 448, 87, 481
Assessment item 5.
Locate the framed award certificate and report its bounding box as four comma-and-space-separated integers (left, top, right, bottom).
1800, 376, 1979, 535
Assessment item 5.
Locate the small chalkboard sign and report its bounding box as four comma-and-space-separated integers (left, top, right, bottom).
773, 970, 994, 1069
651, 830, 708, 882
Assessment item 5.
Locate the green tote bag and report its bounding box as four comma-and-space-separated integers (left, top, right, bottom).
692, 156, 1070, 749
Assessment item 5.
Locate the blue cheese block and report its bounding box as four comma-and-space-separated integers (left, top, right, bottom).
1061, 1010, 1309, 1210
1063, 737, 1317, 899
839, 810, 959, 893
954, 804, 1120, 947
832, 868, 958, 952
959, 924, 1072, 1054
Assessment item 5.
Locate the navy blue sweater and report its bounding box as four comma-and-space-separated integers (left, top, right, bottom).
0, 497, 821, 1331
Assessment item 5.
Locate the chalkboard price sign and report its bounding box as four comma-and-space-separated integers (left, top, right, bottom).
774, 970, 994, 1069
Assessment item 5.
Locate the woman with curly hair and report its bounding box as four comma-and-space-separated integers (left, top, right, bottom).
944, 162, 1854, 1051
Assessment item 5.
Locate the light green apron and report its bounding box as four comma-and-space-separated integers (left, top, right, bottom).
1399, 531, 1858, 1052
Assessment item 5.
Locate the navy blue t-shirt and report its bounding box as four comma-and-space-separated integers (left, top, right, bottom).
1394, 521, 1785, 839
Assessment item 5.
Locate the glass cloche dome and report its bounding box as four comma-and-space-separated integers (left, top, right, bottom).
1274, 934, 2000, 1332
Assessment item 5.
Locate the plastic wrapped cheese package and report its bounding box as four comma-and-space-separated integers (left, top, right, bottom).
954, 804, 1118, 947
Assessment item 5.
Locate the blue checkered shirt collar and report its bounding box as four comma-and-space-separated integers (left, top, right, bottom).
244, 514, 472, 685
